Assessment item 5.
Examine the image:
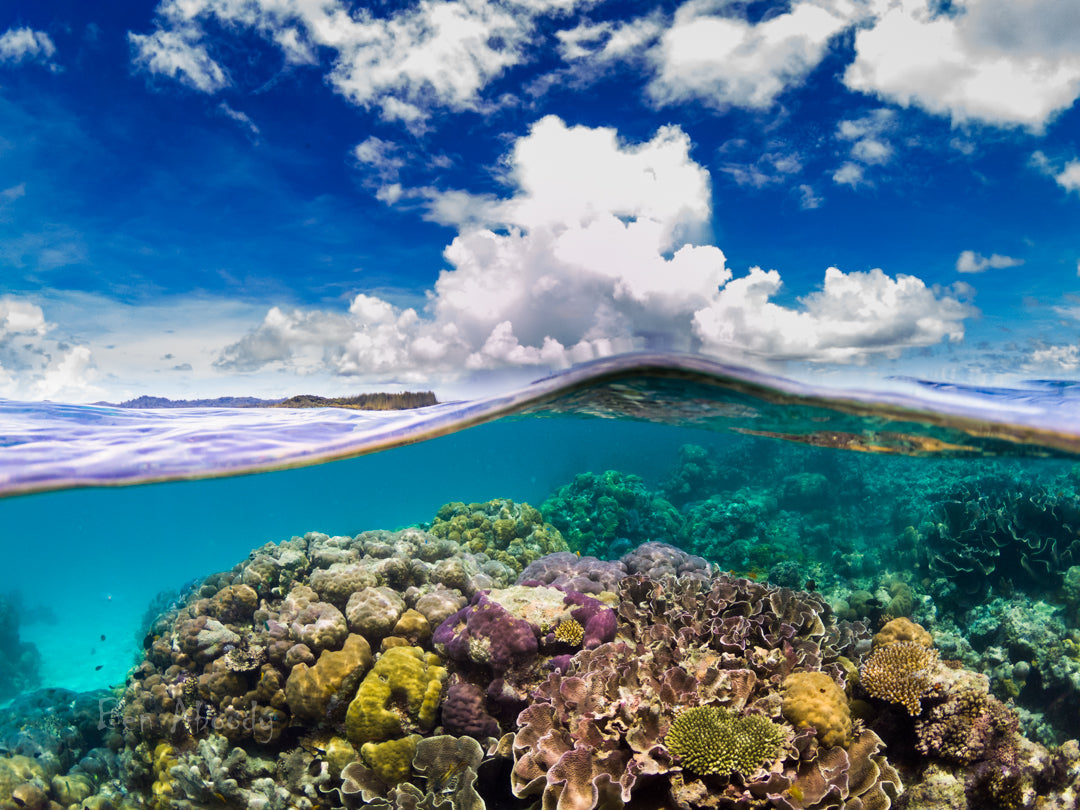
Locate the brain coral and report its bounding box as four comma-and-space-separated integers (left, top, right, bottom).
665, 705, 787, 777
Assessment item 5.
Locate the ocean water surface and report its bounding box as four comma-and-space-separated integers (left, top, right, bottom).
3, 353, 1080, 809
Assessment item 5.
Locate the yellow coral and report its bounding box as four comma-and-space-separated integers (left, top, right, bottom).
345, 646, 447, 745
665, 706, 786, 776
360, 734, 422, 785
149, 742, 178, 810
553, 619, 585, 646
781, 671, 852, 747
860, 641, 939, 716
285, 633, 373, 721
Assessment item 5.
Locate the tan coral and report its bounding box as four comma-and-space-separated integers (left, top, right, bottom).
285, 633, 373, 721
781, 671, 852, 747
873, 617, 933, 649
860, 641, 939, 716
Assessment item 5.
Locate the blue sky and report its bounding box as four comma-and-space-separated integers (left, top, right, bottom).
2, 0, 1080, 401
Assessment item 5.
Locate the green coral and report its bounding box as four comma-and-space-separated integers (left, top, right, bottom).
428, 499, 568, 575
665, 706, 787, 777
541, 471, 685, 558
360, 734, 422, 786
345, 646, 447, 745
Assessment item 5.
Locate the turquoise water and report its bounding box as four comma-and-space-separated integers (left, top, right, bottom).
4, 354, 1080, 809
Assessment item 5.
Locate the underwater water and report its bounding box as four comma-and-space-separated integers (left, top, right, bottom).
4, 353, 1080, 809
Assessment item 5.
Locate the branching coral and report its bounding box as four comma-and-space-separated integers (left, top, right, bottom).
860, 641, 939, 716
428, 499, 568, 576
665, 706, 787, 777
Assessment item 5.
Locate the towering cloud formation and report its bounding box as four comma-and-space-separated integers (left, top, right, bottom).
218, 117, 974, 381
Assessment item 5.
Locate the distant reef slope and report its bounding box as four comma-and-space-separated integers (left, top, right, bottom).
100, 391, 438, 410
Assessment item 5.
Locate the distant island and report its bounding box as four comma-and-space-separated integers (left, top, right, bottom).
99, 391, 439, 410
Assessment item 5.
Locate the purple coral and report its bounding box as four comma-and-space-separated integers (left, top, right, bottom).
441, 682, 500, 738
433, 593, 538, 673
517, 552, 627, 594
561, 590, 617, 649
620, 541, 711, 580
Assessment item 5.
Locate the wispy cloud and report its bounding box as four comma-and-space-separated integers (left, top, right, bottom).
956, 250, 1024, 274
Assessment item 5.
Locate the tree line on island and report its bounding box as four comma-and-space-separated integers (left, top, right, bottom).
101, 391, 439, 410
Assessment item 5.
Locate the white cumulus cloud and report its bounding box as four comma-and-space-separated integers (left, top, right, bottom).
0, 296, 100, 401
956, 250, 1023, 274
219, 116, 976, 382
844, 0, 1080, 131
648, 1, 852, 110
693, 267, 973, 363
130, 0, 592, 126
0, 27, 56, 66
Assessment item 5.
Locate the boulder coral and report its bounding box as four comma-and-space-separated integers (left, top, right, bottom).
427, 499, 569, 576
345, 646, 447, 745
284, 633, 372, 722
780, 671, 852, 748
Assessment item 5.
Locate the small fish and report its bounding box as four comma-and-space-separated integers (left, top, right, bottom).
94, 665, 103, 671
100, 634, 106, 641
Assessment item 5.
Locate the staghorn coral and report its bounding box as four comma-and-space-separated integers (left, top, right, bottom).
665, 705, 788, 777
860, 641, 939, 716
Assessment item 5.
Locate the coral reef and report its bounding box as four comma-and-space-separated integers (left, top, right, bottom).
665, 706, 788, 777
918, 478, 1080, 605
16, 474, 1080, 810
541, 470, 685, 558
780, 671, 851, 747
860, 641, 939, 716
427, 499, 569, 576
